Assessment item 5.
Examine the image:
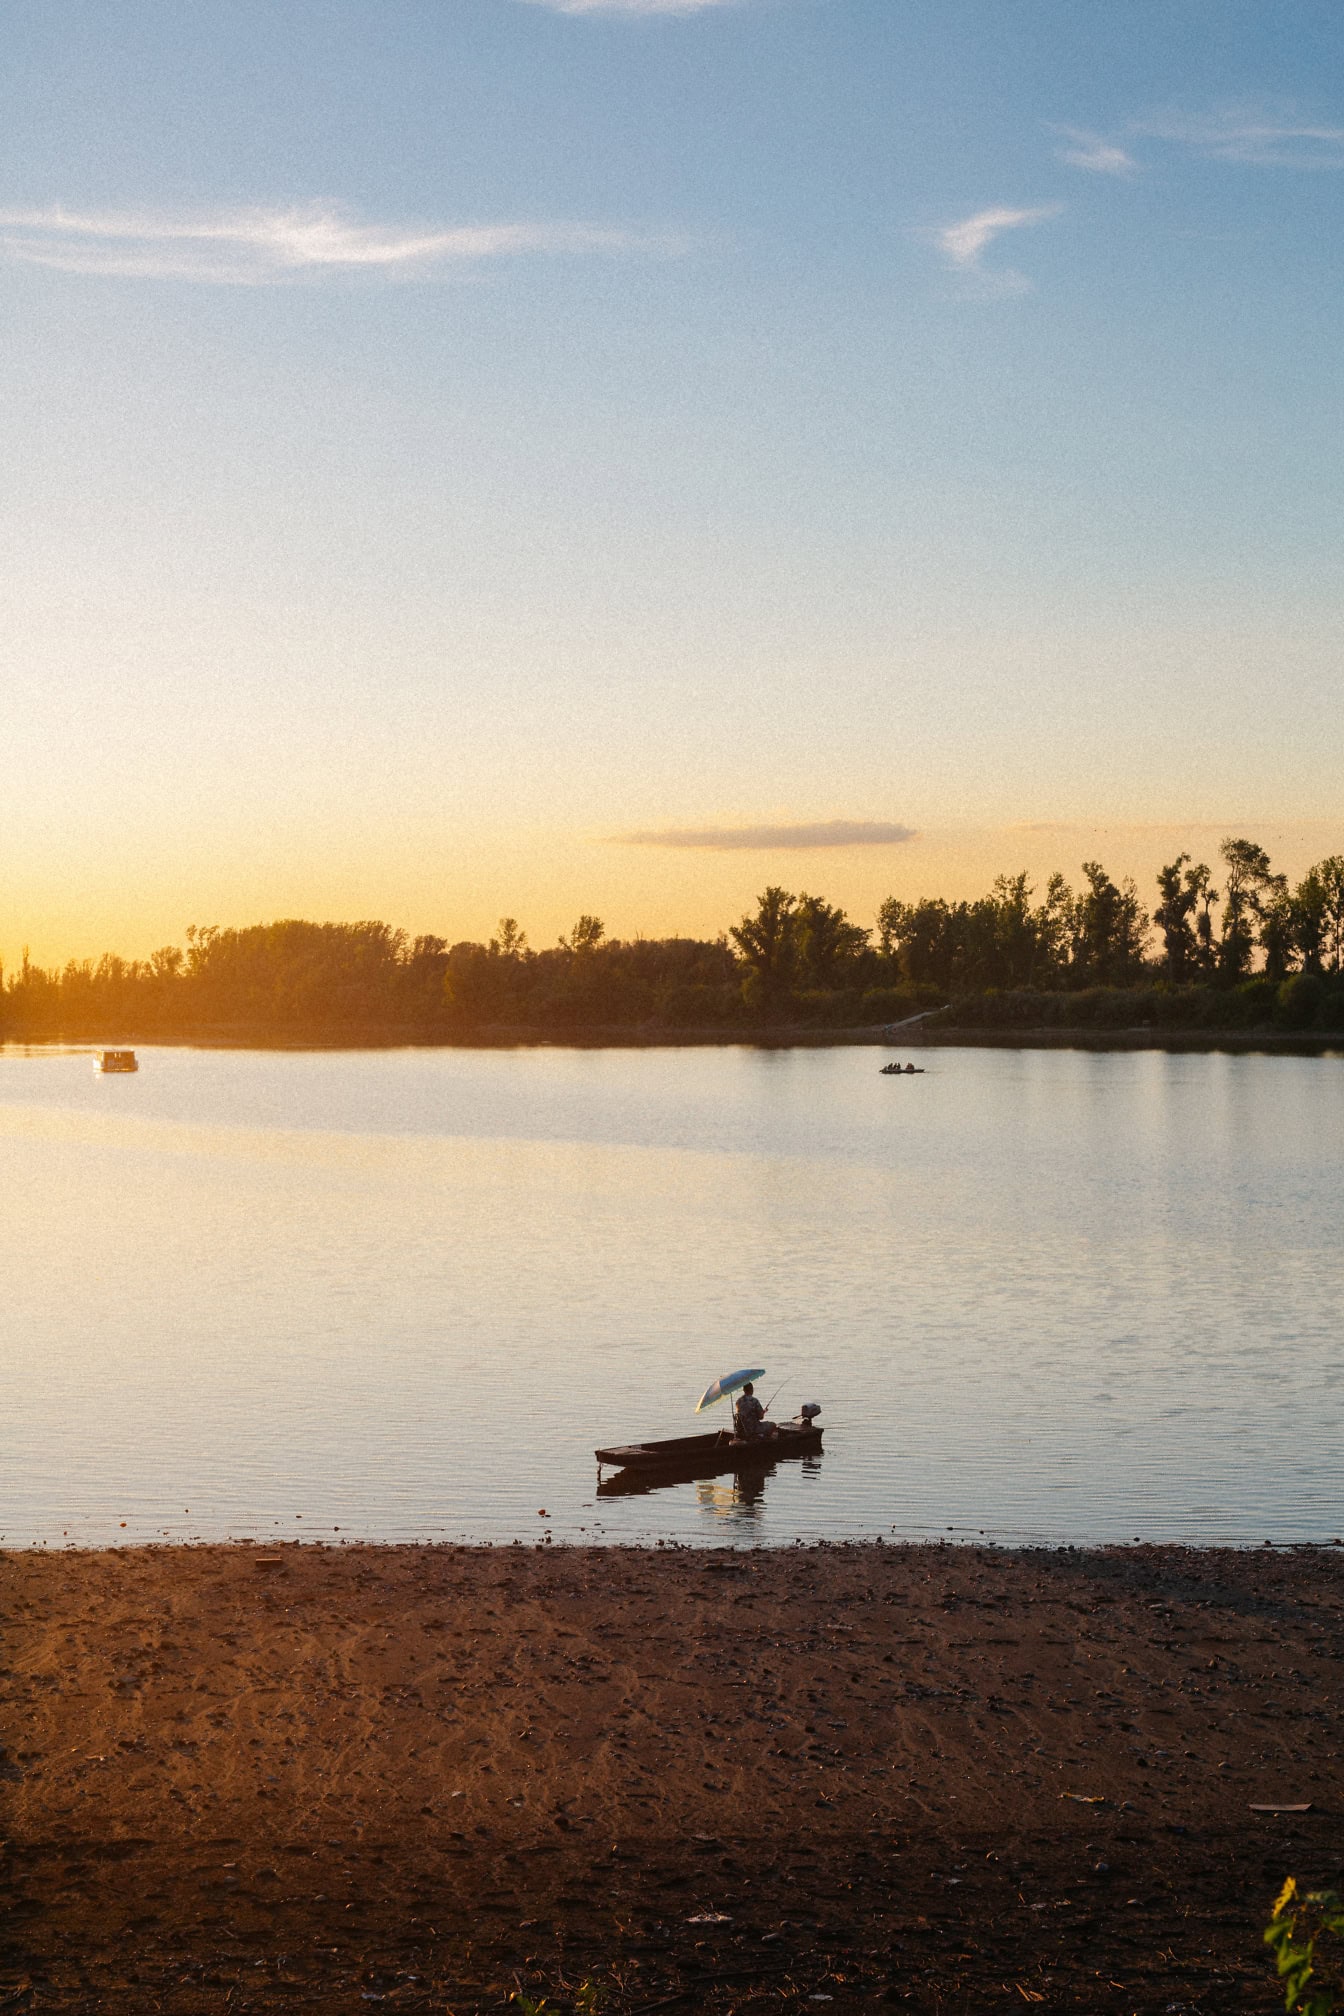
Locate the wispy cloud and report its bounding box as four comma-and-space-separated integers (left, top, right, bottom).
1133, 108, 1344, 168
0, 203, 674, 284
612, 820, 918, 851
1052, 126, 1137, 177
932, 203, 1061, 294
938, 203, 1061, 268
522, 0, 737, 14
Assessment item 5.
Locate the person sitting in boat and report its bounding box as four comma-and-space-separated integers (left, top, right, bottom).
734, 1382, 771, 1441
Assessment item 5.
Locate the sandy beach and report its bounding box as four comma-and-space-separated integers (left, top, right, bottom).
4, 1540, 1343, 2012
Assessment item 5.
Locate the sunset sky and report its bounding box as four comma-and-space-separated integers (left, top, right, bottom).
3, 0, 1342, 965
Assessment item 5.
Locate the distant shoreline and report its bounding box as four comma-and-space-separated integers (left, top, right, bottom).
1, 1020, 909, 1051
925, 1024, 1344, 1054
5, 1019, 1344, 1054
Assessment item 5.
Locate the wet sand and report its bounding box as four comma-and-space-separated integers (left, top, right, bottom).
4, 1540, 1342, 2011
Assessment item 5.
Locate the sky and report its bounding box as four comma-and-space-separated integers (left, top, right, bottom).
2, 0, 1342, 964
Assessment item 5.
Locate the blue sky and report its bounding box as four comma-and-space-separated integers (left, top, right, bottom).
2, 0, 1342, 958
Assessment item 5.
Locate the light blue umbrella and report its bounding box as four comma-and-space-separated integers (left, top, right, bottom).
695, 1367, 766, 1414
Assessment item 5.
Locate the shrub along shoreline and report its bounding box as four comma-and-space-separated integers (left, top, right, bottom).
935, 972, 1344, 1039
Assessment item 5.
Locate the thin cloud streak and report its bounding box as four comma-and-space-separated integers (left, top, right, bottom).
612, 821, 919, 851
0, 203, 676, 284
1134, 109, 1344, 167
1006, 819, 1275, 837
1052, 127, 1137, 177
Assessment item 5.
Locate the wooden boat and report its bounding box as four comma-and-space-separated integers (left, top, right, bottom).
95, 1050, 138, 1074
595, 1418, 823, 1475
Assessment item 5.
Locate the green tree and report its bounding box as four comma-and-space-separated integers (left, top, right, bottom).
1035, 873, 1080, 982
1218, 837, 1284, 982
491, 917, 529, 958
1259, 884, 1297, 981
876, 895, 956, 990
875, 895, 907, 961
561, 915, 605, 954
793, 892, 869, 987
730, 886, 797, 1014
1293, 868, 1330, 975
1187, 862, 1220, 977
984, 872, 1057, 986
1299, 856, 1344, 974
878, 882, 1058, 993
1324, 858, 1344, 973
184, 923, 220, 974
149, 945, 184, 981
1153, 854, 1202, 983
1074, 862, 1148, 985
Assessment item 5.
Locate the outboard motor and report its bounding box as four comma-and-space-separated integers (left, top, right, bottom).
797, 1402, 821, 1424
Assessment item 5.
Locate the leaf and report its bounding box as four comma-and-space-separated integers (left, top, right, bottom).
1274, 1878, 1302, 1919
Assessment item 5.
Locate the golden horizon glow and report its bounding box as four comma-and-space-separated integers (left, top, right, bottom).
7, 819, 1342, 972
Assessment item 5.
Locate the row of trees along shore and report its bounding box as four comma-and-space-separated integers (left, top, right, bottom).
4, 838, 1344, 1042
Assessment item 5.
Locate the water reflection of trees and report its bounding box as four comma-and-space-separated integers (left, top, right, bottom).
597, 1453, 824, 1514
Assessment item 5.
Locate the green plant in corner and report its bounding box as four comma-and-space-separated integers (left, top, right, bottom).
1266, 1877, 1344, 2013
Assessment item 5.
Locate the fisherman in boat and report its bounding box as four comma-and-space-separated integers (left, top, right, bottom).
733, 1381, 773, 1441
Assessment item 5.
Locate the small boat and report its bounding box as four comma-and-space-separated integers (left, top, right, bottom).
95, 1050, 138, 1074
596, 1414, 823, 1476
880, 1062, 924, 1074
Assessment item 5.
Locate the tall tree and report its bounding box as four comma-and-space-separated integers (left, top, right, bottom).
1036, 874, 1080, 982
1312, 856, 1344, 973
562, 915, 605, 954
1075, 862, 1148, 985
148, 945, 183, 980
1292, 866, 1329, 974
1188, 862, 1220, 977
1258, 885, 1297, 981
1153, 854, 1201, 983
875, 895, 907, 961
1218, 838, 1283, 982
730, 887, 797, 1012
490, 918, 529, 959
985, 872, 1047, 986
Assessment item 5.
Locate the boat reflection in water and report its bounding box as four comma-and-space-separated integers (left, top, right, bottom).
693, 1453, 825, 1520
595, 1446, 825, 1505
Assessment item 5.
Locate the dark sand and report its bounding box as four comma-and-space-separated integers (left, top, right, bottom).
4, 1541, 1342, 2012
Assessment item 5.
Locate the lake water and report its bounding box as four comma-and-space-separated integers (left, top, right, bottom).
3, 1042, 1341, 1551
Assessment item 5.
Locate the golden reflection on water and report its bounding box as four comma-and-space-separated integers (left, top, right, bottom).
2, 1042, 1342, 1549
695, 1478, 765, 1521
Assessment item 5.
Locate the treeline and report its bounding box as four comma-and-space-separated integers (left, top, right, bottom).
3, 837, 1344, 1042
0, 918, 748, 1040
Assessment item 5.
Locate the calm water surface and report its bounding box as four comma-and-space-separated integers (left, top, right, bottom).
3, 1043, 1341, 1549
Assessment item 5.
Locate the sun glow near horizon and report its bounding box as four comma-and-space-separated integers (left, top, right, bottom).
7, 819, 1343, 974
